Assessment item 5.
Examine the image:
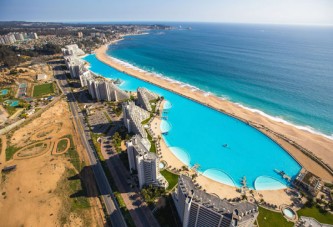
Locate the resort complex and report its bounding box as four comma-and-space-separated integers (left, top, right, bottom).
126, 135, 168, 189
174, 175, 258, 227
1, 18, 333, 227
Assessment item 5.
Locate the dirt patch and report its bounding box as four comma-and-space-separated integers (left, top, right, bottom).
1, 100, 105, 227
14, 141, 51, 159
0, 154, 66, 227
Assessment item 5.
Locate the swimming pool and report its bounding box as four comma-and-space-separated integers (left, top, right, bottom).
4, 100, 19, 107
283, 208, 296, 219
0, 89, 8, 95
84, 54, 302, 190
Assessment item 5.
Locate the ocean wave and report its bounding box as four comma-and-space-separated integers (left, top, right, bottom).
106, 54, 333, 141
235, 103, 333, 141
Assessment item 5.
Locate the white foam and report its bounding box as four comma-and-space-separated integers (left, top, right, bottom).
235, 103, 333, 140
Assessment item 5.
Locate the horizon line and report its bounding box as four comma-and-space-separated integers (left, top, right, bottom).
0, 20, 332, 27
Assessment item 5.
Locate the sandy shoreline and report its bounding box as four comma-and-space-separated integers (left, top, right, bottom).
94, 42, 333, 182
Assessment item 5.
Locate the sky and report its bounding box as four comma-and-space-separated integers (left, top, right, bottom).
0, 0, 333, 25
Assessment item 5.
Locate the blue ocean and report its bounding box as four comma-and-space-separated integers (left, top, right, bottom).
108, 23, 333, 137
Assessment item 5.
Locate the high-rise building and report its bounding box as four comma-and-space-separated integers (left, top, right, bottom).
64, 56, 85, 78
78, 32, 83, 38
126, 135, 168, 189
0, 37, 5, 45
80, 71, 130, 102
137, 87, 159, 111
61, 44, 85, 56
14, 33, 24, 41
174, 175, 259, 227
122, 101, 150, 138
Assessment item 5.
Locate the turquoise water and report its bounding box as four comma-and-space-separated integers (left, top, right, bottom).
84, 54, 301, 190
283, 208, 296, 219
109, 23, 333, 138
4, 100, 19, 107
0, 89, 8, 95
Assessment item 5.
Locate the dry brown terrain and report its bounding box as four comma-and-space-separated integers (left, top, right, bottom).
0, 99, 104, 227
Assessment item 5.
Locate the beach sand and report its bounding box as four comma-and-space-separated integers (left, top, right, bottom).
95, 43, 333, 183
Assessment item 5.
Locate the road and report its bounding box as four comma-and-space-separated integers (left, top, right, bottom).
52, 63, 127, 227
101, 135, 160, 227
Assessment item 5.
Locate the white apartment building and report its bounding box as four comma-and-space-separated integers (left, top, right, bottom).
126, 135, 168, 189
137, 87, 159, 111
122, 101, 150, 138
61, 44, 85, 56
64, 56, 85, 78
80, 71, 129, 102
174, 175, 259, 227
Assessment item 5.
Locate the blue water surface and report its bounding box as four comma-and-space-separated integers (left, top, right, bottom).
109, 23, 333, 137
84, 54, 301, 190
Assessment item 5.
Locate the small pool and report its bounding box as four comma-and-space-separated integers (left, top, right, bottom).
159, 162, 165, 169
0, 89, 8, 95
4, 100, 19, 107
283, 208, 296, 219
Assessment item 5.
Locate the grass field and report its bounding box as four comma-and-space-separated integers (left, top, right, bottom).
297, 206, 333, 224
5, 145, 20, 161
57, 139, 69, 153
257, 206, 293, 227
33, 83, 54, 97
64, 135, 84, 172
160, 170, 178, 191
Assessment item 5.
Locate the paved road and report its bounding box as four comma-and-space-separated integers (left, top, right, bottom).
52, 63, 127, 227
101, 135, 160, 227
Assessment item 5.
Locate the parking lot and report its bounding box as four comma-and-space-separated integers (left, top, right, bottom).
87, 110, 110, 134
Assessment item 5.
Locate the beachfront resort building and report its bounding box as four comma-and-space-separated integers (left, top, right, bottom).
62, 44, 86, 78
122, 101, 150, 138
137, 87, 159, 112
174, 175, 258, 227
126, 135, 168, 189
61, 44, 85, 56
80, 71, 129, 102
64, 55, 85, 78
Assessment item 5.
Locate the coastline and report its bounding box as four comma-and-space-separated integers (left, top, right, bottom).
95, 42, 333, 182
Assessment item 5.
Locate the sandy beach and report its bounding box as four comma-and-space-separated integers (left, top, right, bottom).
95, 42, 333, 183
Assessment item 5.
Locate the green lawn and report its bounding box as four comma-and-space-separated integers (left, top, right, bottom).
5, 145, 20, 161
146, 129, 156, 153
64, 135, 84, 172
33, 83, 54, 97
57, 139, 69, 152
297, 206, 333, 224
67, 168, 90, 211
141, 113, 153, 125
257, 206, 293, 227
160, 170, 178, 191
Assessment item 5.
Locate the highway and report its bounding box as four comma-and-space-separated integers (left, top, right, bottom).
52, 63, 127, 227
